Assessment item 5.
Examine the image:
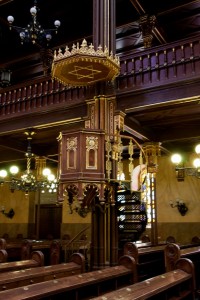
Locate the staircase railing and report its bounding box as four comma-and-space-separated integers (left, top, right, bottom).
62, 225, 91, 263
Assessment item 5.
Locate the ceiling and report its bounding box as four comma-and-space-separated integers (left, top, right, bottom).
0, 0, 200, 168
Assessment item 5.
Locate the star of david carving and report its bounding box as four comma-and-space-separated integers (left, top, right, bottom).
68, 65, 102, 80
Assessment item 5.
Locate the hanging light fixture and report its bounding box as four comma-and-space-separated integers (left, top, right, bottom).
7, 0, 61, 46
0, 69, 11, 88
0, 131, 58, 195
171, 143, 200, 180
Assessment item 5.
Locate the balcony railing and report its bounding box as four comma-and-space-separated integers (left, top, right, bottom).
0, 80, 87, 118
117, 36, 200, 91
0, 35, 200, 118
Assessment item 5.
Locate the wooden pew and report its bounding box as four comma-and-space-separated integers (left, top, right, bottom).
0, 255, 137, 299
124, 242, 165, 280
91, 258, 196, 300
0, 238, 33, 262
0, 251, 44, 273
164, 242, 200, 291
0, 250, 8, 263
0, 239, 6, 250
0, 238, 60, 265
0, 238, 22, 262
0, 252, 85, 291
191, 236, 200, 245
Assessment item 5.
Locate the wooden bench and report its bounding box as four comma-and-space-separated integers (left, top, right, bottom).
164, 243, 200, 291
0, 250, 8, 263
124, 242, 165, 280
0, 252, 85, 291
0, 238, 22, 262
191, 236, 200, 245
0, 238, 61, 265
0, 255, 137, 299
0, 250, 44, 273
90, 258, 196, 300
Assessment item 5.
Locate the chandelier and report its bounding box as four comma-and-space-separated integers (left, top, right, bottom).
51, 39, 120, 87
171, 143, 200, 180
7, 0, 61, 46
0, 131, 58, 195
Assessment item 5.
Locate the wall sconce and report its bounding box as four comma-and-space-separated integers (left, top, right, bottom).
0, 206, 15, 219
171, 144, 200, 181
169, 200, 188, 216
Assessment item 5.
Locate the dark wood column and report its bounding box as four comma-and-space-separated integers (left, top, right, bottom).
110, 203, 118, 265
89, 0, 118, 269
98, 207, 105, 269
90, 208, 98, 270
93, 0, 116, 54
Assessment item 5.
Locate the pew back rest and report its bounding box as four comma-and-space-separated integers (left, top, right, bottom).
0, 255, 137, 299
0, 250, 7, 263
21, 239, 32, 260
164, 243, 181, 272
0, 252, 85, 291
50, 240, 60, 265
141, 235, 150, 243
90, 258, 195, 300
0, 239, 6, 250
70, 252, 85, 273
175, 257, 196, 290
0, 250, 44, 273
166, 236, 176, 243
30, 250, 44, 266
123, 242, 139, 263
191, 236, 200, 244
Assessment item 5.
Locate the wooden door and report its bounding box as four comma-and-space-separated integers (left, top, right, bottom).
36, 204, 62, 239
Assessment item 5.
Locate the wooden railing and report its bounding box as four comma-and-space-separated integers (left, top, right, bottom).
1, 35, 200, 118
117, 36, 200, 91
62, 225, 91, 264
0, 79, 88, 119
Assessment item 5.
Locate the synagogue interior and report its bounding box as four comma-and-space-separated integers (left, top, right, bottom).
0, 0, 200, 299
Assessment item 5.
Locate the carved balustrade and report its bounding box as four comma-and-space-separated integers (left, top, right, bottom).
0, 36, 200, 119
0, 79, 88, 119
117, 36, 200, 91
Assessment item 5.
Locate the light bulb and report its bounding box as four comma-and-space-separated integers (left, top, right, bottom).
42, 168, 51, 176
10, 166, 19, 175
171, 153, 182, 164
48, 174, 55, 181
54, 20, 61, 28
30, 6, 37, 16
7, 15, 14, 24
0, 170, 7, 178
193, 158, 200, 168
20, 32, 25, 40
195, 144, 200, 154
46, 34, 52, 41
